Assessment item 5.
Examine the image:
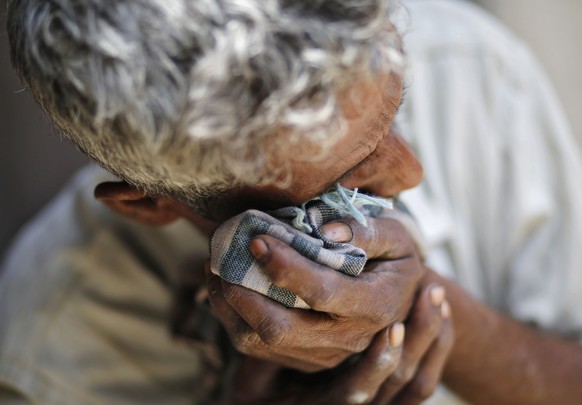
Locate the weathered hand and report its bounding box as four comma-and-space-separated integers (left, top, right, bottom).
206, 216, 427, 372
223, 282, 454, 404
224, 324, 405, 405
374, 281, 454, 404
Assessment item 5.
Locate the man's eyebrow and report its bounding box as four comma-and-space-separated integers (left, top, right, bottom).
325, 94, 406, 190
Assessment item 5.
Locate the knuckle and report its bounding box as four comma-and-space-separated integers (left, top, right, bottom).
388, 219, 413, 244
263, 246, 291, 274
363, 306, 383, 325
306, 283, 337, 309
262, 264, 289, 287
383, 220, 412, 252
258, 238, 290, 270
365, 224, 382, 255
405, 374, 437, 400
256, 317, 288, 346
232, 332, 261, 354
388, 240, 409, 259
377, 304, 395, 325
343, 217, 364, 236
222, 282, 240, 303
365, 301, 394, 325
350, 336, 371, 353
348, 219, 374, 250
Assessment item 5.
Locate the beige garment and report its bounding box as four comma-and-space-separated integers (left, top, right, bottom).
0, 167, 219, 404
402, 0, 582, 336
399, 1, 582, 402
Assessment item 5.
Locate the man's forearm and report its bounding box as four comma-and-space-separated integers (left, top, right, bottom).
433, 272, 582, 404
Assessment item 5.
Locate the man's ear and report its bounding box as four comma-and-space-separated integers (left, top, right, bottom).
94, 181, 180, 226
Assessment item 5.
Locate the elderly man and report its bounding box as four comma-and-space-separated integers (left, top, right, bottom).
3, 0, 582, 403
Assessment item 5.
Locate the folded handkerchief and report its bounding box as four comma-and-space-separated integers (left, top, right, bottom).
210, 186, 422, 309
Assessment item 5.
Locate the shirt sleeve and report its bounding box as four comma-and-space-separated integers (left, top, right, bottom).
497, 48, 582, 338
0, 167, 218, 404
401, 12, 582, 340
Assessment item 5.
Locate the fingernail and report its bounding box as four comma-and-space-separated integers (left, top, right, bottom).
389, 323, 405, 348
250, 238, 269, 260
441, 300, 451, 319
320, 222, 353, 243
429, 285, 446, 307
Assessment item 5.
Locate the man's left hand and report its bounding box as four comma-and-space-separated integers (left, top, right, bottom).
207, 217, 428, 371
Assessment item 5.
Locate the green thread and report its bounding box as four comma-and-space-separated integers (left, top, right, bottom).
290, 184, 394, 232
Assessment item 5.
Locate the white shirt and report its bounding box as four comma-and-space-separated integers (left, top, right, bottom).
2, 0, 582, 403
402, 0, 582, 338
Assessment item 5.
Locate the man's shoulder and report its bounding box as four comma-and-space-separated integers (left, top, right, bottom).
0, 163, 207, 351
0, 166, 211, 404
1, 166, 117, 274
403, 0, 529, 61
1, 165, 207, 278
0, 166, 122, 352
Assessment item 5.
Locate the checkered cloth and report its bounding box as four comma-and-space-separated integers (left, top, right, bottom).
210, 192, 424, 309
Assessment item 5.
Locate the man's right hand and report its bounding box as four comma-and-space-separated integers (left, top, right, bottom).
207, 216, 427, 370
220, 281, 454, 404
206, 216, 454, 401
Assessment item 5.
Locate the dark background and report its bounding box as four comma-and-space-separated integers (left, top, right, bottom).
0, 2, 88, 257
1, 0, 581, 258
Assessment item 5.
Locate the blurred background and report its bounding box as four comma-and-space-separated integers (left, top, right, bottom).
1, 0, 582, 257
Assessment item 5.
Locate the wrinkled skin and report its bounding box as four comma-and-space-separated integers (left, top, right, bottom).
208, 217, 455, 404
97, 73, 455, 403
196, 74, 455, 403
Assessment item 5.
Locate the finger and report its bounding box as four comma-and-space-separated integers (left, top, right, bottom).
393, 300, 455, 405
207, 267, 254, 339
206, 262, 269, 352
336, 324, 404, 404
208, 274, 334, 371
374, 284, 445, 402
229, 356, 282, 404
221, 281, 371, 356
319, 216, 416, 260
209, 260, 367, 370
251, 235, 402, 319
208, 263, 349, 370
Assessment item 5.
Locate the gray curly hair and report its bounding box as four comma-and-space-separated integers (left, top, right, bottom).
7, 0, 403, 210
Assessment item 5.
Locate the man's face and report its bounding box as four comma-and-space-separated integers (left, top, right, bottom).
200, 72, 423, 221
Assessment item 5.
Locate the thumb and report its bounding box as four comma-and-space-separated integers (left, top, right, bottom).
319, 216, 414, 260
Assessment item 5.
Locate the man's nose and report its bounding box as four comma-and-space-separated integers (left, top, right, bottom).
342, 136, 424, 197
363, 159, 424, 197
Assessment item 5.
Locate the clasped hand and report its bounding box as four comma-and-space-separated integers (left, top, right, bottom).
207, 216, 454, 404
